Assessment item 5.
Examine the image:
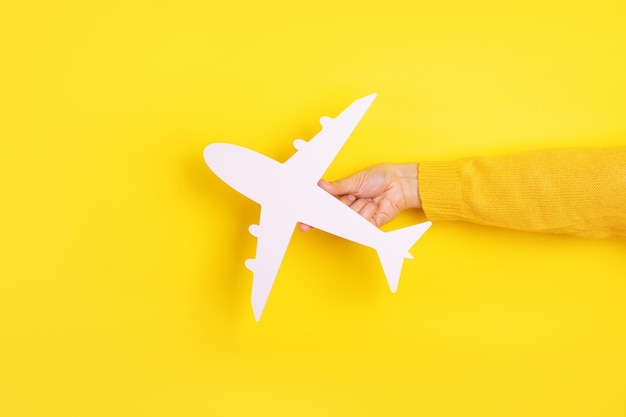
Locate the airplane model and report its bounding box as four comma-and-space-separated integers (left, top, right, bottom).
204, 94, 431, 321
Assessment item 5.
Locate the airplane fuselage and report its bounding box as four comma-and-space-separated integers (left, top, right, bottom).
205, 142, 383, 248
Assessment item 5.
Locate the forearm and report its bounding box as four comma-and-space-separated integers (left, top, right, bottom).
417, 147, 626, 238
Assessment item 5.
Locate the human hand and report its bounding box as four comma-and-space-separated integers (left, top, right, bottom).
299, 163, 421, 231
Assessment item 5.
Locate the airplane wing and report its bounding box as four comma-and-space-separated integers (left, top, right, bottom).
282, 93, 376, 184
245, 204, 296, 321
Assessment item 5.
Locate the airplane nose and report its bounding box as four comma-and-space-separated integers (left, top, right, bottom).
203, 143, 223, 170
203, 141, 281, 204
204, 141, 266, 186
203, 142, 235, 183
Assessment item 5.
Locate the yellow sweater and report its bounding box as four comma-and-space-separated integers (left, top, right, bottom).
418, 147, 626, 238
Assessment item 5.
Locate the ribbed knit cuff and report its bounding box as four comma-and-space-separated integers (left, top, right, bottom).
418, 160, 467, 222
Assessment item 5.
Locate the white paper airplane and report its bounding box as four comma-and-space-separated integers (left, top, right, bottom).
204, 94, 431, 320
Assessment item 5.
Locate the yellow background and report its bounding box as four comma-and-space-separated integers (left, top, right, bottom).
1, 0, 625, 415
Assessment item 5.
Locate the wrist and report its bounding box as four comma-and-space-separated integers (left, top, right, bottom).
396, 163, 421, 209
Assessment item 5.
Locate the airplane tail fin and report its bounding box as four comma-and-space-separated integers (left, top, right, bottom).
376, 221, 432, 292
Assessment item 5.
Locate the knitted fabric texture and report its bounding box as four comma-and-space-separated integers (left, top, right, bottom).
418, 147, 626, 238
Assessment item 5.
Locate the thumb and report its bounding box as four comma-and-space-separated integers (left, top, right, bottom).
318, 174, 362, 197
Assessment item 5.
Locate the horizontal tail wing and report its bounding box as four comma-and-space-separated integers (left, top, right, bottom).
376, 221, 432, 292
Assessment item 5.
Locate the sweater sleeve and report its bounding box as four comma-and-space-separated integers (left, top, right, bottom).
418, 147, 626, 238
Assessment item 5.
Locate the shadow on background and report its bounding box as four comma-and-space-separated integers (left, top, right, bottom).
182, 141, 260, 341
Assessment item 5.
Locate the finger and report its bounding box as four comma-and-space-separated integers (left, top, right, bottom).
372, 211, 392, 228
358, 201, 378, 223
339, 194, 356, 206
349, 197, 370, 214
299, 223, 312, 232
